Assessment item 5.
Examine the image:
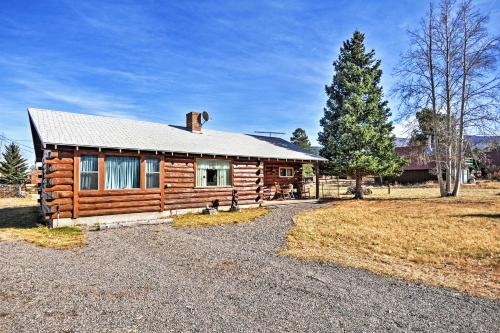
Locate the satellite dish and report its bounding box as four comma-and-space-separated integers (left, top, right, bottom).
202, 111, 209, 122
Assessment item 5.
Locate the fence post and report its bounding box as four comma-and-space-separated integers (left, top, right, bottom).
315, 161, 320, 200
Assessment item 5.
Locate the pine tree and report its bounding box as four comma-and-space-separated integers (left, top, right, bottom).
290, 128, 312, 151
319, 31, 406, 199
0, 143, 29, 185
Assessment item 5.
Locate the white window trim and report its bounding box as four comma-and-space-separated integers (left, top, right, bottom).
145, 158, 160, 189
279, 167, 294, 178
195, 158, 233, 188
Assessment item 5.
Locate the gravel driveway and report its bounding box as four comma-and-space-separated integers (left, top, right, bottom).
1, 203, 498, 332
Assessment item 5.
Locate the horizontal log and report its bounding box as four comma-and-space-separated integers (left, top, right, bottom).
48, 151, 73, 159
79, 189, 161, 197
165, 161, 194, 167
44, 158, 73, 165
164, 168, 194, 174
165, 186, 259, 193
48, 164, 74, 172
78, 206, 160, 217
79, 200, 160, 210
44, 198, 73, 206
234, 171, 262, 176
47, 178, 74, 186
44, 185, 73, 192
233, 181, 261, 186
79, 194, 160, 204
49, 211, 73, 219
164, 172, 194, 178
165, 191, 257, 198
45, 171, 74, 179
233, 177, 263, 182
166, 182, 194, 188
164, 178, 195, 183
45, 191, 74, 199
44, 204, 73, 213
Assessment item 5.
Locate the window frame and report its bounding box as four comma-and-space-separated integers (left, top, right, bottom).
279, 167, 294, 178
145, 157, 160, 189
79, 154, 99, 191
195, 158, 233, 188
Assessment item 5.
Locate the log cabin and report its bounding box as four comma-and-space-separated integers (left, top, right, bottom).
28, 108, 326, 227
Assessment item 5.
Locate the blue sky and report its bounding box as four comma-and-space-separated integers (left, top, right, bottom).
1, 0, 498, 163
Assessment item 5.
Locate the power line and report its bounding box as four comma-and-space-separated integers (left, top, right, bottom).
0, 134, 34, 151
0, 134, 34, 155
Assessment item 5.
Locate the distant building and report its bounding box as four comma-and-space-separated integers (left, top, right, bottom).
482, 151, 500, 180
386, 145, 437, 184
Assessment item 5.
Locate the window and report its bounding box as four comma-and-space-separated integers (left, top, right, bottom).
145, 158, 160, 188
196, 159, 231, 187
105, 156, 140, 189
80, 155, 98, 190
279, 167, 294, 177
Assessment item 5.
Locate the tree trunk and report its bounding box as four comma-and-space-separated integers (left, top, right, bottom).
452, 6, 469, 197
428, 4, 446, 197
354, 175, 364, 199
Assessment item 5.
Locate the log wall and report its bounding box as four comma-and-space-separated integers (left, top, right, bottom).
263, 162, 302, 187
40, 149, 75, 220
164, 156, 263, 211
39, 146, 303, 222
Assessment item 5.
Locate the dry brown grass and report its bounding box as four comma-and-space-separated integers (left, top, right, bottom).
281, 184, 500, 299
173, 207, 269, 228
0, 197, 85, 249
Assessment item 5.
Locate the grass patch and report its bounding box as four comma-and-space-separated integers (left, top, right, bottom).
281, 184, 500, 299
173, 207, 269, 228
0, 197, 85, 249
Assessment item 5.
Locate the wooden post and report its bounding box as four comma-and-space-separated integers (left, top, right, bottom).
160, 156, 165, 211
140, 156, 146, 190
315, 161, 320, 199
73, 150, 80, 219
98, 151, 105, 191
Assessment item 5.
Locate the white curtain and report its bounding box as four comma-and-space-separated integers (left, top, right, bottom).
105, 156, 140, 189
80, 155, 98, 190
196, 159, 231, 187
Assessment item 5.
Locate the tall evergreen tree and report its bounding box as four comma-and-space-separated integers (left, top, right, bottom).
319, 31, 406, 199
0, 143, 29, 185
290, 128, 312, 151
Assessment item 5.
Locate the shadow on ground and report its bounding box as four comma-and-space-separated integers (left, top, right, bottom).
0, 206, 39, 228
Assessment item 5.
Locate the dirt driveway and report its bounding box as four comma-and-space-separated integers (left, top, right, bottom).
0, 203, 498, 332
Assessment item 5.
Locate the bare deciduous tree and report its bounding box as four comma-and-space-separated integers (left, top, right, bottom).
394, 0, 499, 197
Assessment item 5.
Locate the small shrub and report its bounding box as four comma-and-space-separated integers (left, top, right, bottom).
345, 186, 372, 195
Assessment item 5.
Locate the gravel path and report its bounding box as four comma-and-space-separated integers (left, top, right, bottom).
0, 203, 498, 332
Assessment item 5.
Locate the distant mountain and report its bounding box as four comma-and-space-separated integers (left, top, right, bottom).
465, 135, 499, 149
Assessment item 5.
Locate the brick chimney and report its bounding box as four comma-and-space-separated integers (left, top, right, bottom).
186, 112, 201, 132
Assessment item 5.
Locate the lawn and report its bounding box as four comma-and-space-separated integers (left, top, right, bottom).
281, 182, 500, 299
0, 197, 85, 249
173, 207, 269, 227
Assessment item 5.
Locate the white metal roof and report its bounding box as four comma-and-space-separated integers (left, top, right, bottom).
28, 108, 326, 161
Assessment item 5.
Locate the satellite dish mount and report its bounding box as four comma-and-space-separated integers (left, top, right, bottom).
201, 111, 210, 126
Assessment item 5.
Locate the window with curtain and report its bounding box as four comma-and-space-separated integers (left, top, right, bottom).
146, 158, 160, 188
105, 156, 140, 189
80, 155, 98, 190
196, 159, 231, 187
